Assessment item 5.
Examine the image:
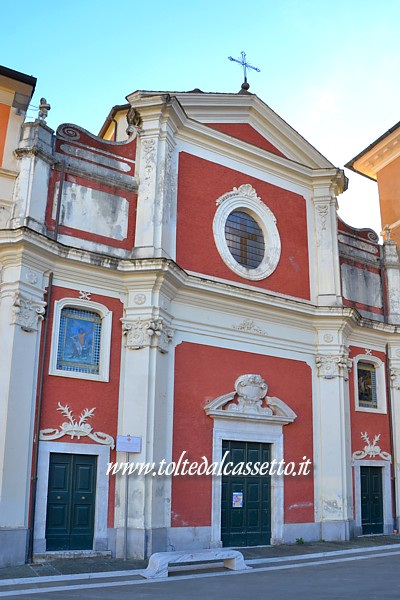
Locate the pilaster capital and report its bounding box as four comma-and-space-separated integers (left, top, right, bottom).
390, 368, 400, 390
12, 291, 46, 332
121, 316, 174, 353
383, 239, 400, 268
315, 352, 353, 380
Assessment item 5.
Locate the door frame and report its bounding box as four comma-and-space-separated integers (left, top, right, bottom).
211, 419, 285, 547
34, 441, 110, 554
353, 459, 392, 535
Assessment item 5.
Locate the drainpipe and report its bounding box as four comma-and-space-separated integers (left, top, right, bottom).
386, 343, 398, 532
112, 118, 118, 142
27, 272, 53, 563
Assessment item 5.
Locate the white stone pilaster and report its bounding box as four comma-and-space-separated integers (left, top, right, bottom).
313, 192, 342, 306
383, 240, 400, 325
315, 343, 353, 540
10, 121, 54, 235
115, 285, 175, 558
0, 261, 45, 564
388, 343, 400, 528
133, 102, 178, 260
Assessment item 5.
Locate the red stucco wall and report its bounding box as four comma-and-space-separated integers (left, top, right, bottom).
176, 153, 310, 300
171, 342, 314, 528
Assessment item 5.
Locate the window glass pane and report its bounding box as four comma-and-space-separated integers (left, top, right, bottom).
225, 211, 265, 269
56, 308, 102, 374
358, 362, 377, 409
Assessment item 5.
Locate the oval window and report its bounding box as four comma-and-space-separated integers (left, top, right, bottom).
225, 210, 265, 269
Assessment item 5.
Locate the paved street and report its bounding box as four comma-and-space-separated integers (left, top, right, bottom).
2, 545, 400, 599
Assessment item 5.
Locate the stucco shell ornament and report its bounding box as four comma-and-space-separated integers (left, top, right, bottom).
39, 402, 115, 448
205, 374, 296, 424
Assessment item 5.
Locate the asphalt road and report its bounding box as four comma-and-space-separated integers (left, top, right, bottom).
3, 550, 400, 599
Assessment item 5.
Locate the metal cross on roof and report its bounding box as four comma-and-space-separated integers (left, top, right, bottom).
228, 51, 260, 91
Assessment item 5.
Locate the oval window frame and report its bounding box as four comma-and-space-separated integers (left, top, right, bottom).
213, 185, 281, 280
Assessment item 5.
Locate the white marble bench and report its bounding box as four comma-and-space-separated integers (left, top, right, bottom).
141, 549, 251, 579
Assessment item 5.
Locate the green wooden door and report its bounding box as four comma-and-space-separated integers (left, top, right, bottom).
361, 466, 383, 535
46, 453, 97, 550
221, 441, 271, 547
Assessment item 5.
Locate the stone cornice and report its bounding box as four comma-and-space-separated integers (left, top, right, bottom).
128, 91, 346, 196
0, 167, 18, 180
176, 116, 345, 195
14, 145, 57, 167
347, 126, 400, 180
52, 160, 137, 193
163, 92, 335, 170
2, 226, 400, 335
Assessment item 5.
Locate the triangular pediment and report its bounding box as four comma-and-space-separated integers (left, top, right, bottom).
172, 92, 335, 170
204, 374, 297, 425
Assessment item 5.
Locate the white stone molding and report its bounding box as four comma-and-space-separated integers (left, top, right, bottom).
207, 374, 296, 547
205, 374, 297, 425
159, 141, 177, 226
48, 298, 112, 382
34, 441, 111, 553
39, 402, 115, 448
390, 368, 400, 390
12, 292, 46, 332
233, 319, 268, 336
352, 432, 391, 461
213, 184, 281, 281
352, 353, 386, 413
143, 138, 156, 176
315, 352, 352, 380
140, 138, 156, 206
353, 459, 392, 536
134, 122, 178, 259
313, 193, 342, 305
122, 317, 174, 353
316, 204, 328, 231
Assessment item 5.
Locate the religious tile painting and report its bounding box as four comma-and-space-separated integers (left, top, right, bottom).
56, 307, 101, 374
357, 362, 377, 409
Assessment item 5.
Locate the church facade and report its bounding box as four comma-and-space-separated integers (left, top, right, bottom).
1, 65, 400, 567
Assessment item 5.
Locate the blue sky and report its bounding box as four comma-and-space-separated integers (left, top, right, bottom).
2, 0, 399, 234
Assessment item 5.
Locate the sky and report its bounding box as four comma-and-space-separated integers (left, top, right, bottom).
2, 0, 399, 236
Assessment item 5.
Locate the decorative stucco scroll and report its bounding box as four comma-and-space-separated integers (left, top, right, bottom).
39, 403, 115, 448
233, 319, 268, 336
352, 432, 391, 461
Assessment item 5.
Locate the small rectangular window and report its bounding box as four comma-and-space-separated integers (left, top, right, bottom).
357, 362, 377, 409
56, 307, 102, 375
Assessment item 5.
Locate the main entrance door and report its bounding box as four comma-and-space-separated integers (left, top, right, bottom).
46, 453, 97, 550
221, 441, 271, 547
361, 466, 383, 535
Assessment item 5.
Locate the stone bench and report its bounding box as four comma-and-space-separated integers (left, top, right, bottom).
141, 549, 251, 579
